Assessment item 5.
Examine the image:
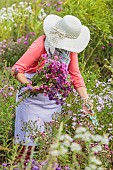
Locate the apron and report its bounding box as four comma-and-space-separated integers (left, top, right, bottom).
15, 73, 62, 146
14, 49, 70, 146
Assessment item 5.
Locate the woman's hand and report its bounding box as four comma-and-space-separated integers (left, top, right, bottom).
84, 98, 93, 110
30, 86, 44, 93
82, 103, 94, 116
82, 98, 94, 116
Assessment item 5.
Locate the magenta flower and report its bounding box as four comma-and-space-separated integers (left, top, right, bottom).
17, 38, 22, 43
101, 45, 105, 49
46, 3, 51, 7
54, 55, 59, 60
24, 41, 28, 45
56, 7, 62, 12
30, 55, 73, 105
57, 1, 63, 5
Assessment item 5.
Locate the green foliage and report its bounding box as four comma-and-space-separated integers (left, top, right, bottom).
61, 0, 113, 77
0, 1, 43, 41
0, 66, 18, 162
0, 0, 28, 9
62, 0, 112, 36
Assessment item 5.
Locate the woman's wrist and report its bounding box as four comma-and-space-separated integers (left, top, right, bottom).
25, 80, 32, 86
81, 97, 93, 110
81, 97, 90, 104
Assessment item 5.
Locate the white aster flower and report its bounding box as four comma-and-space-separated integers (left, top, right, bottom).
25, 6, 32, 13
92, 134, 102, 142
97, 167, 104, 170
63, 140, 70, 147
14, 23, 17, 27
59, 135, 65, 141
19, 2, 24, 6
41, 8, 44, 13
65, 134, 73, 142
38, 8, 46, 20
91, 145, 102, 153
4, 26, 7, 30
50, 143, 59, 149
74, 134, 83, 139
12, 4, 16, 7
90, 156, 102, 165
101, 135, 109, 145
85, 167, 91, 170
50, 150, 59, 156
89, 164, 97, 169
83, 132, 92, 142
75, 127, 87, 134
59, 145, 68, 155
70, 142, 82, 152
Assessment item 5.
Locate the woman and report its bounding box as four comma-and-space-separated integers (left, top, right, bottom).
12, 14, 92, 147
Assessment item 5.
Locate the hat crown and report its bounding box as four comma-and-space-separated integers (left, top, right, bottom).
57, 15, 82, 36
43, 14, 90, 53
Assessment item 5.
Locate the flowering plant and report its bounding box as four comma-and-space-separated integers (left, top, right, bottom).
30, 54, 72, 105
0, 32, 36, 67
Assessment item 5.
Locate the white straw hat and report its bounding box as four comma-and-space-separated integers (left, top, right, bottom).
43, 14, 90, 53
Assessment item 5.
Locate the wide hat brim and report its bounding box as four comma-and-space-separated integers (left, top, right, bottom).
43, 14, 90, 53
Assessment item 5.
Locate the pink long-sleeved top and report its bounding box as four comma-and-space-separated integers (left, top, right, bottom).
12, 35, 85, 89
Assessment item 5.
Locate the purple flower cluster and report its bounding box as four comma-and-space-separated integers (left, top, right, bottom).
17, 32, 35, 45
39, 0, 63, 13
31, 55, 72, 105
2, 159, 70, 170
0, 40, 7, 56
0, 85, 14, 97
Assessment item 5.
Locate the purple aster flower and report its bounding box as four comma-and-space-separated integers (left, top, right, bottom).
109, 43, 113, 46
56, 167, 62, 170
56, 7, 62, 12
57, 1, 63, 5
46, 3, 51, 6
24, 37, 28, 41
2, 163, 7, 166
17, 38, 22, 43
64, 166, 70, 170
40, 160, 48, 166
101, 45, 105, 49
24, 41, 28, 45
32, 165, 40, 170
8, 92, 13, 96
30, 32, 35, 35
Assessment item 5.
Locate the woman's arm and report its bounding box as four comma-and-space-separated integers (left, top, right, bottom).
14, 73, 30, 84
76, 86, 89, 100
68, 52, 93, 109
14, 73, 42, 92
11, 35, 46, 92
68, 52, 86, 93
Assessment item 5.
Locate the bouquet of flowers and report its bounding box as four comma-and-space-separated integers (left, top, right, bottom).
24, 54, 73, 105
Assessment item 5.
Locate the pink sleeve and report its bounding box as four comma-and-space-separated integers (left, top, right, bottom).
12, 36, 44, 73
68, 52, 86, 89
